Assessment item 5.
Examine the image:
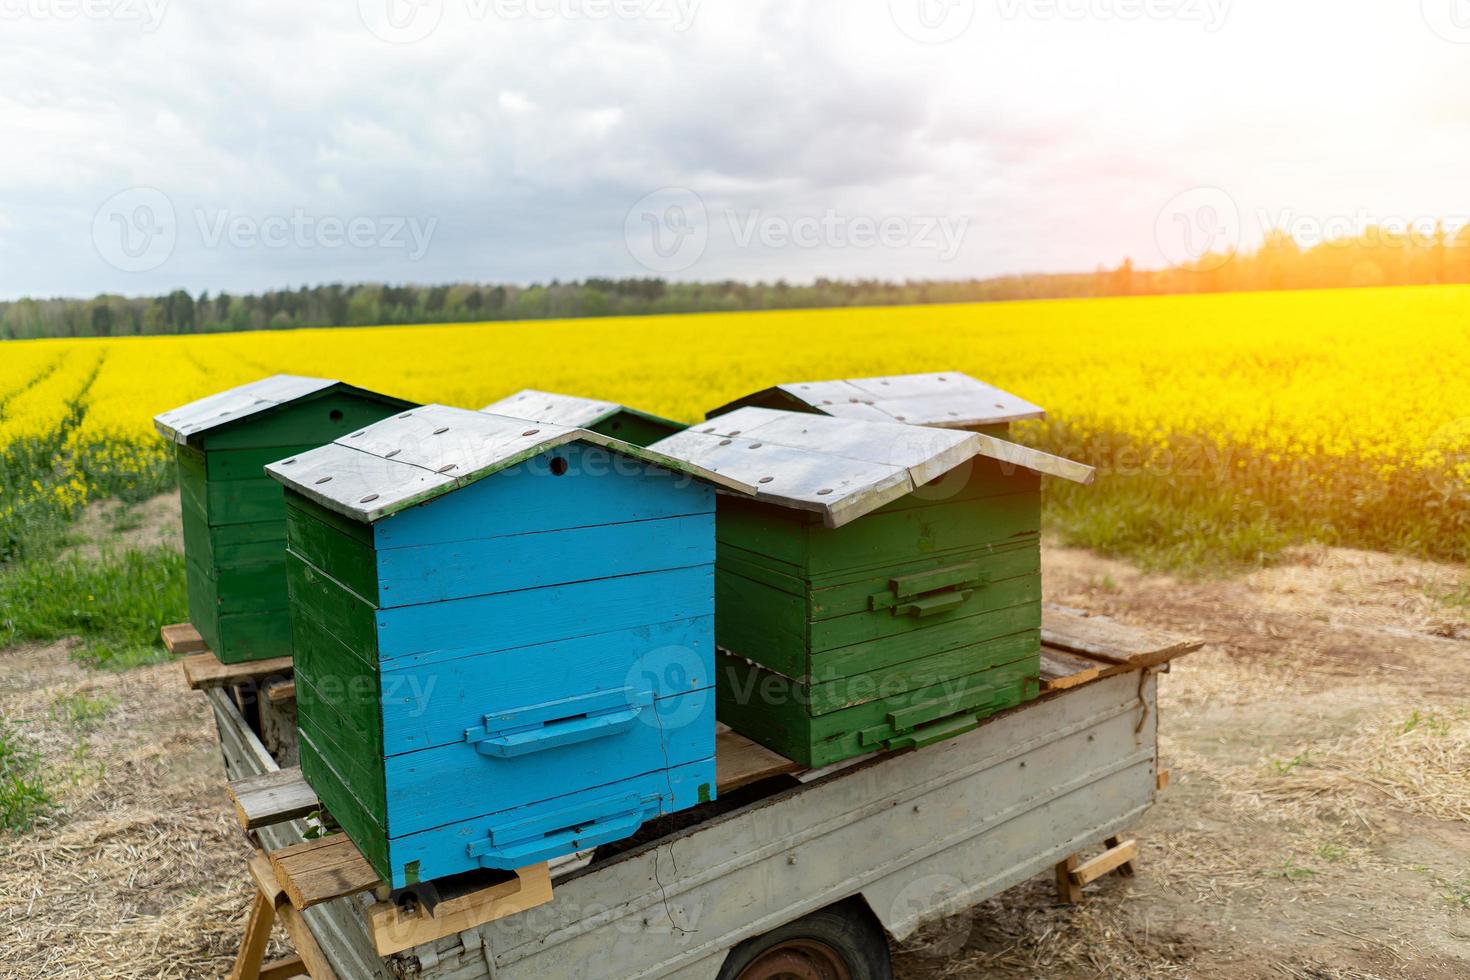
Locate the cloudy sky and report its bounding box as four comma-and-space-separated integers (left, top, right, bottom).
1, 0, 1467, 299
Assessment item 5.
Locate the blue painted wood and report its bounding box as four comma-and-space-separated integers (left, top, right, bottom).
375, 513, 713, 607
383, 758, 716, 886
372, 444, 715, 549
383, 688, 714, 836
380, 615, 715, 755
375, 565, 715, 670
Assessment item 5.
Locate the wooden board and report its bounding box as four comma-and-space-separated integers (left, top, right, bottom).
230, 768, 320, 831
161, 622, 208, 655
269, 834, 383, 911
367, 863, 554, 956
1041, 604, 1202, 670
715, 726, 803, 791
181, 649, 294, 690
1039, 647, 1103, 691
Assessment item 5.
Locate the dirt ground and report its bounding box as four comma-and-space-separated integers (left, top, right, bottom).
1, 498, 1468, 979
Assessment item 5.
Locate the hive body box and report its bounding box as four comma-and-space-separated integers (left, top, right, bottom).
483, 388, 685, 447
268, 406, 754, 888
153, 376, 414, 664
651, 408, 1092, 768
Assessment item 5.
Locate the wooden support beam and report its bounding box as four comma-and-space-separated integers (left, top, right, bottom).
269, 835, 381, 911
367, 863, 555, 956
1054, 854, 1084, 904
183, 651, 294, 691
258, 957, 307, 980
229, 887, 278, 980
716, 727, 803, 792
266, 680, 297, 704
1039, 647, 1103, 691
229, 768, 319, 831
1042, 606, 1202, 673
1069, 839, 1139, 886
161, 622, 209, 655
1105, 835, 1137, 877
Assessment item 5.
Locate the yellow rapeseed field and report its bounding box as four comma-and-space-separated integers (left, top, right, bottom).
3, 284, 1468, 565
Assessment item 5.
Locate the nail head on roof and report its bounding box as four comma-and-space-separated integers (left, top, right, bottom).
315, 476, 333, 485
759, 476, 773, 484
719, 439, 732, 446
398, 413, 413, 418
522, 429, 539, 437
749, 442, 762, 449
433, 427, 449, 435
281, 458, 296, 465
729, 431, 741, 436
385, 448, 401, 458
360, 494, 379, 503
817, 488, 833, 495
437, 464, 457, 473
352, 431, 365, 438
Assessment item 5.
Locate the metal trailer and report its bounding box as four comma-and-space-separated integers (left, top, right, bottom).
207, 657, 1168, 980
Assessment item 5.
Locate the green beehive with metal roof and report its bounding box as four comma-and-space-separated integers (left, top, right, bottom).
705, 371, 1045, 438
153, 375, 415, 664
649, 408, 1093, 768
482, 389, 684, 447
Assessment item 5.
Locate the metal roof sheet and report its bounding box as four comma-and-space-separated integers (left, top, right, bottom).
649, 407, 1092, 528
266, 404, 755, 523
707, 371, 1045, 428
481, 388, 681, 431
154, 375, 339, 445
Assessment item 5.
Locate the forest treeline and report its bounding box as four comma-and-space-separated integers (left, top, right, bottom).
4, 225, 1467, 340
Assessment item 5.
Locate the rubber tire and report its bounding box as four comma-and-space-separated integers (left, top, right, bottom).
715, 900, 894, 980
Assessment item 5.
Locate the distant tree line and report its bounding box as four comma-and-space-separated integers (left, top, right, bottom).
4, 225, 1468, 340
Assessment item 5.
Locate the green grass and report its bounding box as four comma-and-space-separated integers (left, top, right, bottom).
50, 691, 118, 729
1046, 477, 1295, 574
0, 547, 186, 667
0, 722, 51, 832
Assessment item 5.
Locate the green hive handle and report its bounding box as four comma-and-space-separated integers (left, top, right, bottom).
870, 561, 985, 617
883, 712, 980, 751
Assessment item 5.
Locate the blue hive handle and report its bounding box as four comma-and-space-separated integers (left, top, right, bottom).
467, 792, 656, 868
465, 686, 656, 758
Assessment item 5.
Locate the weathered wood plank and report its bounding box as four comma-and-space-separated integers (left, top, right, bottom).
230, 768, 320, 831
161, 622, 208, 655
366, 863, 554, 956
1041, 605, 1202, 668
1069, 838, 1139, 886
715, 727, 803, 791
270, 834, 382, 911
1040, 647, 1103, 691
181, 650, 294, 689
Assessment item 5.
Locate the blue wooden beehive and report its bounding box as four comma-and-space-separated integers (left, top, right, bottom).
265, 405, 755, 887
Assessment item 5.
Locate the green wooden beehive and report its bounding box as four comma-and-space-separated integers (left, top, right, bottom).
649, 408, 1093, 768
482, 388, 685, 447
705, 370, 1045, 439
153, 375, 415, 664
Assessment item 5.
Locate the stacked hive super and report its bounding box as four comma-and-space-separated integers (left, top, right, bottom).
652, 386, 1092, 768
153, 376, 414, 663
267, 405, 755, 888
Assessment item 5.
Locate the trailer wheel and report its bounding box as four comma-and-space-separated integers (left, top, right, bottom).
717, 900, 893, 980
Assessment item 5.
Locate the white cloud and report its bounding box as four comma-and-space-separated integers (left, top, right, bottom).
0, 0, 1463, 298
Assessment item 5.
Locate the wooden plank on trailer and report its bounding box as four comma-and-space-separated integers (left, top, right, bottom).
367, 862, 554, 956
231, 768, 319, 831
1039, 647, 1103, 691
716, 727, 803, 792
161, 622, 209, 655
271, 834, 382, 911
183, 650, 294, 690
1042, 604, 1202, 669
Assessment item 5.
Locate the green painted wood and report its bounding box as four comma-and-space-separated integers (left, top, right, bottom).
286, 501, 380, 604
804, 492, 1040, 576
810, 571, 1040, 652
202, 478, 285, 526
716, 654, 1040, 768
285, 552, 380, 661
188, 556, 289, 614
286, 493, 374, 547
811, 599, 1039, 681
198, 391, 412, 451
206, 444, 322, 481
298, 679, 388, 816
214, 611, 294, 664
714, 496, 813, 571
185, 560, 221, 653
805, 630, 1037, 715
588, 410, 684, 448
299, 728, 391, 880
